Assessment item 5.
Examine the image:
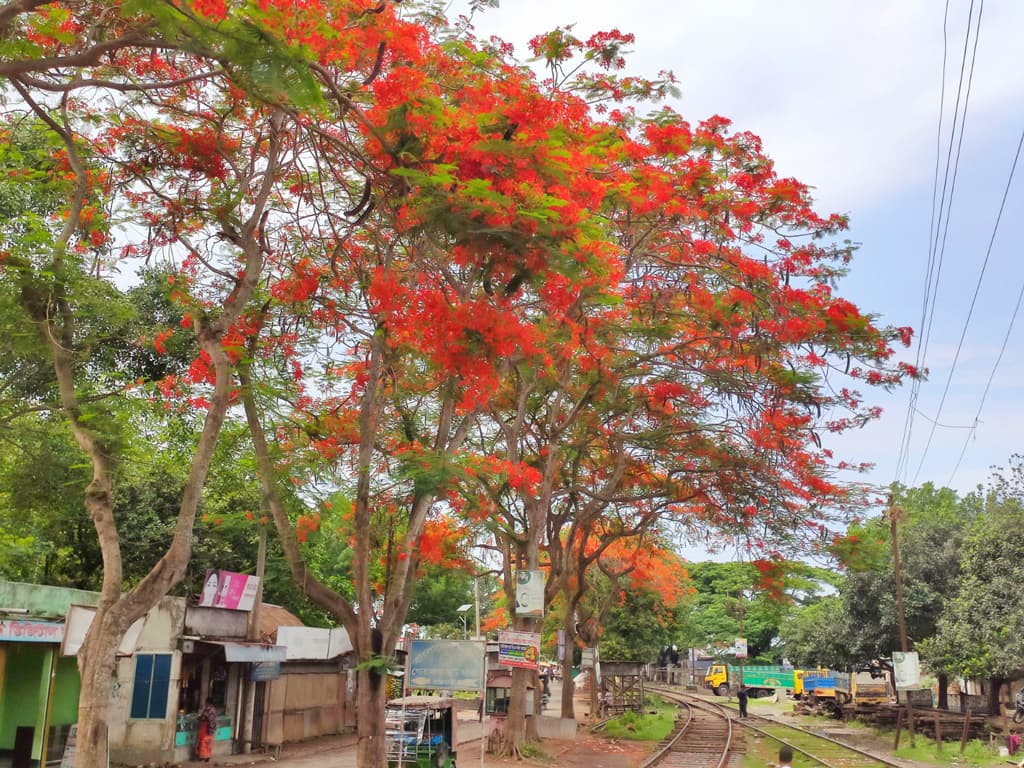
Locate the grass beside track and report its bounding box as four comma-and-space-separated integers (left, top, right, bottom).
600, 697, 678, 741
893, 737, 1011, 767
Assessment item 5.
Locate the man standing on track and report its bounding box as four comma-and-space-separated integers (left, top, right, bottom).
777, 745, 793, 767
737, 684, 749, 718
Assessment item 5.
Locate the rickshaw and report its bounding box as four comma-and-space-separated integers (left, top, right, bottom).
385, 695, 457, 768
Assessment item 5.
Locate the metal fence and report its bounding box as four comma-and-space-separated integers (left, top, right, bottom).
903, 688, 934, 708
946, 693, 987, 713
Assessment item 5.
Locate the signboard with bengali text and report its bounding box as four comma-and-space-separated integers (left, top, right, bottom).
0, 618, 64, 643
734, 638, 748, 659
406, 639, 485, 692
498, 630, 541, 670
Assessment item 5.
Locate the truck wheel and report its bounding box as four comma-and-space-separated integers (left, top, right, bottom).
717, 684, 729, 697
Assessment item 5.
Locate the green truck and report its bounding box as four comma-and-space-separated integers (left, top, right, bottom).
704, 664, 807, 698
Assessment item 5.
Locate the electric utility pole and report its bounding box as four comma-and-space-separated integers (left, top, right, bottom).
889, 502, 915, 748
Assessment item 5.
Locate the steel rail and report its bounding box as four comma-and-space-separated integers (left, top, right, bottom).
648, 685, 906, 768
638, 692, 734, 768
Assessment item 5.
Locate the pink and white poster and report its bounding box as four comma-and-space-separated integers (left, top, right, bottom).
199, 569, 261, 611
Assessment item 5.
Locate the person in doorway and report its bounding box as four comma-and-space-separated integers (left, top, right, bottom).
737, 684, 749, 718
777, 744, 794, 767
195, 699, 218, 762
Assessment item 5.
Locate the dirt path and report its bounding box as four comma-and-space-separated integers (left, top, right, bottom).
483, 731, 649, 768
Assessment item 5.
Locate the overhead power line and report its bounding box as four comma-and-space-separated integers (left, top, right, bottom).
895, 0, 984, 484
945, 123, 1024, 486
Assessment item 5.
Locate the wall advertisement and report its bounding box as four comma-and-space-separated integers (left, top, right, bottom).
498, 630, 542, 670
198, 569, 261, 611
514, 569, 544, 617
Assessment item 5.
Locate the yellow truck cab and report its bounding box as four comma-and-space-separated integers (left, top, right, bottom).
704, 664, 729, 696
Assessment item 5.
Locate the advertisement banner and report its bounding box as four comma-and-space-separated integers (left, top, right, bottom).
893, 651, 920, 690
734, 638, 748, 659
514, 569, 544, 617
499, 630, 541, 669
198, 570, 261, 611
407, 639, 485, 692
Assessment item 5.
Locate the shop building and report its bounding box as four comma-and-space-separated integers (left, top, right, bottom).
0, 580, 355, 765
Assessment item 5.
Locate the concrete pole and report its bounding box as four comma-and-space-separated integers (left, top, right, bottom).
889, 503, 915, 747
241, 523, 268, 753
474, 576, 481, 640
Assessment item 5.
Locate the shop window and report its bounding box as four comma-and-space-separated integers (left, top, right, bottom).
131, 654, 172, 719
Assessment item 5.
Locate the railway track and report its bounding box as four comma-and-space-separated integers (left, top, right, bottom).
645, 685, 908, 768
638, 693, 740, 768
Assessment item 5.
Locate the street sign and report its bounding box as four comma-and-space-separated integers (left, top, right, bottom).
893, 651, 920, 690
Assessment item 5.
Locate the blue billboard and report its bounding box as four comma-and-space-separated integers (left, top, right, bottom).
406, 640, 486, 692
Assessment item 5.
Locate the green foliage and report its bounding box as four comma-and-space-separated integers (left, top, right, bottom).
678, 562, 786, 660
0, 415, 99, 587
834, 483, 972, 665
123, 0, 325, 109
600, 589, 686, 663
354, 653, 399, 675
406, 563, 475, 628
777, 596, 851, 669
516, 743, 549, 760
894, 737, 1004, 766
923, 480, 1024, 678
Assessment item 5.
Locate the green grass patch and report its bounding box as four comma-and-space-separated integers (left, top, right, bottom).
518, 742, 550, 761
894, 737, 1006, 766
600, 699, 678, 741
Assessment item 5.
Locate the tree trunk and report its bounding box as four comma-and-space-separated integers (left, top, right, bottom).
13, 92, 276, 768
560, 610, 575, 719
937, 672, 948, 710
75, 607, 121, 768
503, 666, 531, 755
987, 676, 1004, 716
355, 666, 387, 768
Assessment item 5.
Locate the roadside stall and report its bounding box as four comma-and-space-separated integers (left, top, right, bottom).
385, 695, 456, 768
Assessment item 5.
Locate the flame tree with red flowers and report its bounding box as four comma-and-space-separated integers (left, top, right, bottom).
1, 3, 921, 767
463, 26, 919, 744
228, 13, 643, 767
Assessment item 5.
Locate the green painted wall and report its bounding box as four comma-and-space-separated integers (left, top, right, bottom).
0, 580, 99, 618
51, 656, 81, 726
0, 643, 47, 752
0, 582, 99, 761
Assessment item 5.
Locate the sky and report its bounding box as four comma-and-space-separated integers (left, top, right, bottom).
450, 0, 1024, 505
